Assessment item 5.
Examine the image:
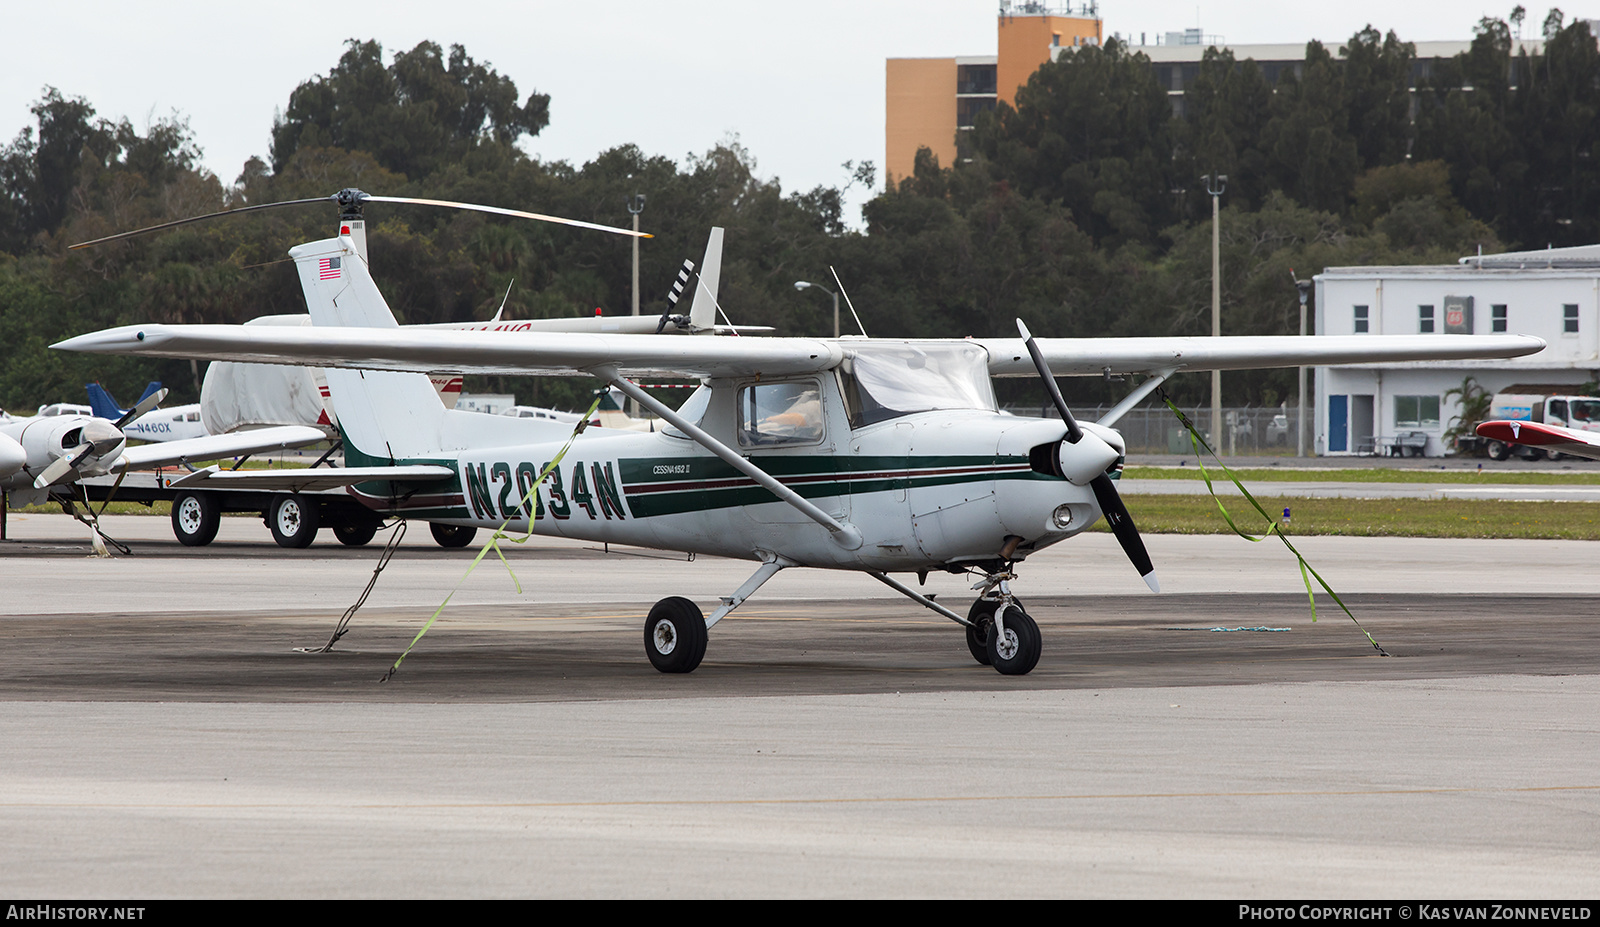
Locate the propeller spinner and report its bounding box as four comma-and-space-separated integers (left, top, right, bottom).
1016, 319, 1159, 593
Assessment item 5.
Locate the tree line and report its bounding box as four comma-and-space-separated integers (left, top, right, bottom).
0, 11, 1594, 414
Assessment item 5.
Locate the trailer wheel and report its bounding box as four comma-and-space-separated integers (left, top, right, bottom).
1486, 440, 1511, 461
268, 494, 320, 549
171, 491, 220, 547
430, 522, 477, 548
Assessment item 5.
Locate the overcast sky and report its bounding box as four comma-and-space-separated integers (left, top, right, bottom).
2, 1, 1585, 225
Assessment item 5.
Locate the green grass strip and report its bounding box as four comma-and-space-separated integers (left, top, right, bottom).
1124, 466, 1600, 485
1104, 494, 1600, 540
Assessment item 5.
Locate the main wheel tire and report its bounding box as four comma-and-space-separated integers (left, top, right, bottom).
645, 596, 707, 674
1486, 440, 1511, 461
987, 604, 1042, 676
268, 494, 319, 549
430, 522, 477, 548
333, 519, 378, 546
171, 491, 220, 547
1517, 446, 1545, 461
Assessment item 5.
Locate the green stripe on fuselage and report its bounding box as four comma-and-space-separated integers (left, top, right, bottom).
619, 454, 1051, 518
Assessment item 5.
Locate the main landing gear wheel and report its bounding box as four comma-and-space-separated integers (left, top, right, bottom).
268, 494, 319, 549
986, 604, 1041, 676
645, 596, 708, 674
333, 520, 379, 546
171, 490, 220, 547
430, 522, 477, 548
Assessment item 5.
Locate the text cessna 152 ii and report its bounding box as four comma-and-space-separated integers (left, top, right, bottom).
58, 231, 1545, 675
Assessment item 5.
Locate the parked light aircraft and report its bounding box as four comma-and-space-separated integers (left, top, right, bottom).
87, 381, 209, 443
1, 391, 324, 506
1476, 419, 1600, 460
57, 230, 1546, 674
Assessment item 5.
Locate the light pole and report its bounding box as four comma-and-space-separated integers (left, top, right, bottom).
1203, 173, 1227, 454
626, 194, 645, 417
1291, 270, 1313, 458
793, 280, 840, 339
626, 194, 646, 317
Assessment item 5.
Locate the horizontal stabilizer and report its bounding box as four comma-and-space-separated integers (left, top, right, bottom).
166, 463, 454, 492
120, 425, 327, 471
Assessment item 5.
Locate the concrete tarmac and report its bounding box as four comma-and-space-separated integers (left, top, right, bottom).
2, 514, 1598, 898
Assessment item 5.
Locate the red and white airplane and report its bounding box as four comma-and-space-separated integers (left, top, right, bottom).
1476, 419, 1600, 461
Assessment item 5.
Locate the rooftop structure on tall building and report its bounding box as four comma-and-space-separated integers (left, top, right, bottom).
885, 2, 1101, 186
886, 8, 1579, 186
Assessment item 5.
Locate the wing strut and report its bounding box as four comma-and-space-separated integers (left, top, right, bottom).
597, 368, 863, 550
1097, 368, 1177, 428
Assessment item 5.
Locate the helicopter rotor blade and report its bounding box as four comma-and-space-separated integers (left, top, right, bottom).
69, 197, 336, 250
362, 195, 651, 239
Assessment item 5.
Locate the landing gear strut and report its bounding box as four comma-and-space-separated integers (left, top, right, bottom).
871, 568, 1043, 676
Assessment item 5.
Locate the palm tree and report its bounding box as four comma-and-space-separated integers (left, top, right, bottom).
1443, 376, 1492, 454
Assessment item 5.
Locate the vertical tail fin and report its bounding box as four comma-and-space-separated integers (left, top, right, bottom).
85, 383, 123, 419
288, 236, 447, 462
687, 227, 723, 334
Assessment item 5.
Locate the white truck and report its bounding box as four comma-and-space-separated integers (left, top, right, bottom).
1482, 387, 1600, 460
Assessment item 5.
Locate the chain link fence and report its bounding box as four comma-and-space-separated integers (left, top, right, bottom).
1002, 403, 1311, 456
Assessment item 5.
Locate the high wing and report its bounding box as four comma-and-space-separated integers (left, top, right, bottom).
1476, 420, 1600, 461
56, 324, 1545, 380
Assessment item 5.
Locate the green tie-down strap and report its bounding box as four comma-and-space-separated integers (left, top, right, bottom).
1159, 390, 1387, 656
382, 395, 606, 681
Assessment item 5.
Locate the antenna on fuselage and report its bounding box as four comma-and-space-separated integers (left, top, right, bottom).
829, 266, 869, 337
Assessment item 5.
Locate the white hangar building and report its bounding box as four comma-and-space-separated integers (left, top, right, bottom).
1314, 245, 1600, 456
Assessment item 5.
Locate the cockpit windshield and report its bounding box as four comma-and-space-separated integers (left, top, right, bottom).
836, 342, 996, 428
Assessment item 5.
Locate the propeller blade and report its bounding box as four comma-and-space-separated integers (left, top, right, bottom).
114, 387, 168, 429
33, 443, 89, 489
1016, 319, 1082, 443
70, 197, 334, 249
1017, 317, 1158, 592
364, 196, 652, 239
1090, 473, 1159, 592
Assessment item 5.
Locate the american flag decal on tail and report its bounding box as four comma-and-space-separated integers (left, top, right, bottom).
318, 257, 342, 280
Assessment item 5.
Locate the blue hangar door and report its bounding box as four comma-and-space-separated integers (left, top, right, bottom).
1328, 394, 1349, 453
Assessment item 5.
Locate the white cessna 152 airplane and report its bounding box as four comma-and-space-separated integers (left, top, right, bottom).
57, 229, 1546, 675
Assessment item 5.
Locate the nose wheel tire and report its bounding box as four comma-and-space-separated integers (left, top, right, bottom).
966, 596, 1026, 666
986, 604, 1041, 676
645, 596, 708, 674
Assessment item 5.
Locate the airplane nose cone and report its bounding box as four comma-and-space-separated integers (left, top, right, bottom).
0, 432, 24, 478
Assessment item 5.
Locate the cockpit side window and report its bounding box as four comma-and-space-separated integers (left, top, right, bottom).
736, 380, 826, 448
